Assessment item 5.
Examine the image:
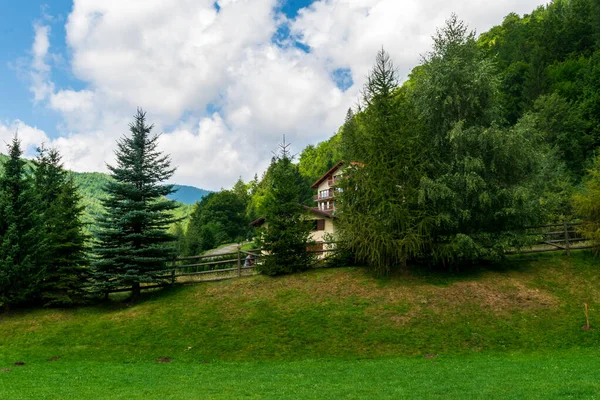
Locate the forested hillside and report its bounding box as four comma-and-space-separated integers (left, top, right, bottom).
297, 0, 600, 182
0, 154, 204, 230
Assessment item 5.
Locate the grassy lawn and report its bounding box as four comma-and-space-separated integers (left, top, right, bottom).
1, 351, 599, 399
1, 252, 599, 397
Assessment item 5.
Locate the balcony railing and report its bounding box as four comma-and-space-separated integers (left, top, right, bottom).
328, 176, 341, 186
313, 191, 335, 201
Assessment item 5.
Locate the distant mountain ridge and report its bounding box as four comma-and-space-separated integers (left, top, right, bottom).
0, 154, 211, 205
0, 154, 209, 230
167, 184, 212, 204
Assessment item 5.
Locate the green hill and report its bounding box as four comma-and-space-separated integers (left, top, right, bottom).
0, 155, 204, 229
1, 253, 600, 398
1, 252, 598, 362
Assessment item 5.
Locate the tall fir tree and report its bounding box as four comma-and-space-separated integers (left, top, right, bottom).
255, 153, 313, 276
0, 137, 44, 311
337, 49, 427, 275
92, 109, 180, 299
34, 146, 89, 306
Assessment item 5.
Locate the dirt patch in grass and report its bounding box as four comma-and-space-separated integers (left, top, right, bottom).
199, 267, 561, 322
1, 368, 11, 373
47, 356, 61, 362
13, 361, 25, 366
156, 357, 172, 363
433, 278, 558, 314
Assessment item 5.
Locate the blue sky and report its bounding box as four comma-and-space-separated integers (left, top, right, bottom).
0, 0, 317, 141
0, 0, 547, 190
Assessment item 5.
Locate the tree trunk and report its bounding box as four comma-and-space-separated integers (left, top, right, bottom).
132, 282, 141, 301
3, 303, 9, 314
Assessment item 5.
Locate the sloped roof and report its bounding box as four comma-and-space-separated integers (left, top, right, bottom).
250, 206, 334, 227
311, 160, 344, 189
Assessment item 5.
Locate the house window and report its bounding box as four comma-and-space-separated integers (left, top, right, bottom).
313, 219, 325, 231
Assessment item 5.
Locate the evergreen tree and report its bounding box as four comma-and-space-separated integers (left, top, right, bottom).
255, 155, 313, 276
573, 155, 600, 253
413, 16, 553, 265
0, 137, 44, 311
92, 109, 179, 299
337, 49, 427, 275
34, 146, 89, 306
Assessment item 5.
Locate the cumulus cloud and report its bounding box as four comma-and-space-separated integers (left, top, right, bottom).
30, 24, 54, 102
16, 0, 548, 190
291, 0, 548, 85
0, 120, 51, 156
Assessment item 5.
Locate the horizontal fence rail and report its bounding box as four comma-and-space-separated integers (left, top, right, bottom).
106, 222, 593, 294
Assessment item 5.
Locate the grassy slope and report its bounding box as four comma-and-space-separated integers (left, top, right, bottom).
1, 252, 599, 361
1, 252, 599, 398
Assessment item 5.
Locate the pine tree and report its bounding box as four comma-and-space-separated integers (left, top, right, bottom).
34, 146, 89, 306
92, 109, 179, 299
337, 49, 427, 275
0, 137, 44, 311
255, 153, 313, 276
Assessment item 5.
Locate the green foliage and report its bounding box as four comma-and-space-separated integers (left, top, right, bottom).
92, 109, 180, 298
183, 188, 249, 256
415, 14, 499, 135
255, 155, 313, 275
337, 49, 427, 275
298, 132, 343, 183
573, 155, 600, 253
478, 0, 600, 175
0, 138, 44, 310
34, 146, 89, 307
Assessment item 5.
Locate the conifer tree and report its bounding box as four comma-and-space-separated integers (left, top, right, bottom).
337, 49, 427, 275
92, 109, 179, 299
256, 153, 313, 276
573, 155, 600, 253
0, 137, 44, 311
34, 146, 89, 306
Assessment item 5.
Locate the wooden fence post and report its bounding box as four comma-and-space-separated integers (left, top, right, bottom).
237, 246, 242, 278
563, 219, 571, 256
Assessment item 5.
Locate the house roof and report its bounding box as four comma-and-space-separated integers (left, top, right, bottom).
302, 205, 335, 218
250, 206, 334, 227
250, 216, 266, 227
311, 160, 345, 189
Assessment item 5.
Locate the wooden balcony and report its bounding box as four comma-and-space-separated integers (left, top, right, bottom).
313, 191, 335, 201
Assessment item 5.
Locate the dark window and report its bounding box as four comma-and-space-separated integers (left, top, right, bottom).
313, 219, 325, 231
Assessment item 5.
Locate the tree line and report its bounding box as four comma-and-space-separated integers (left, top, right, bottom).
0, 110, 181, 309
180, 1, 600, 275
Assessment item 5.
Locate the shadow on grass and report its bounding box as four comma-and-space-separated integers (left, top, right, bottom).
95, 284, 190, 312
370, 251, 592, 288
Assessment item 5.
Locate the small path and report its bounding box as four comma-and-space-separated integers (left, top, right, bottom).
203, 243, 241, 257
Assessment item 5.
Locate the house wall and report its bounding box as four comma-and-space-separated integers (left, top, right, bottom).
308, 217, 335, 243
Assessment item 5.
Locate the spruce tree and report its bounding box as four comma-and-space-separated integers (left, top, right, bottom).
0, 137, 44, 311
92, 109, 179, 299
34, 146, 89, 306
255, 154, 313, 276
337, 49, 427, 275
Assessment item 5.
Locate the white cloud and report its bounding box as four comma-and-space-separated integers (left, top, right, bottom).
30, 24, 54, 102
0, 121, 51, 156
291, 0, 548, 85
17, 0, 549, 190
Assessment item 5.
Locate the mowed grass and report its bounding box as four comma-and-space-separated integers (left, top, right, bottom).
2, 351, 600, 399
1, 252, 599, 398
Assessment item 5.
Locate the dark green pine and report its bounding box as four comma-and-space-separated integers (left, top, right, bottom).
92, 109, 180, 299
34, 146, 90, 306
0, 137, 45, 312
256, 155, 313, 276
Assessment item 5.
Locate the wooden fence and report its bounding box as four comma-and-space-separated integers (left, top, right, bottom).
109, 222, 592, 294
507, 220, 592, 255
